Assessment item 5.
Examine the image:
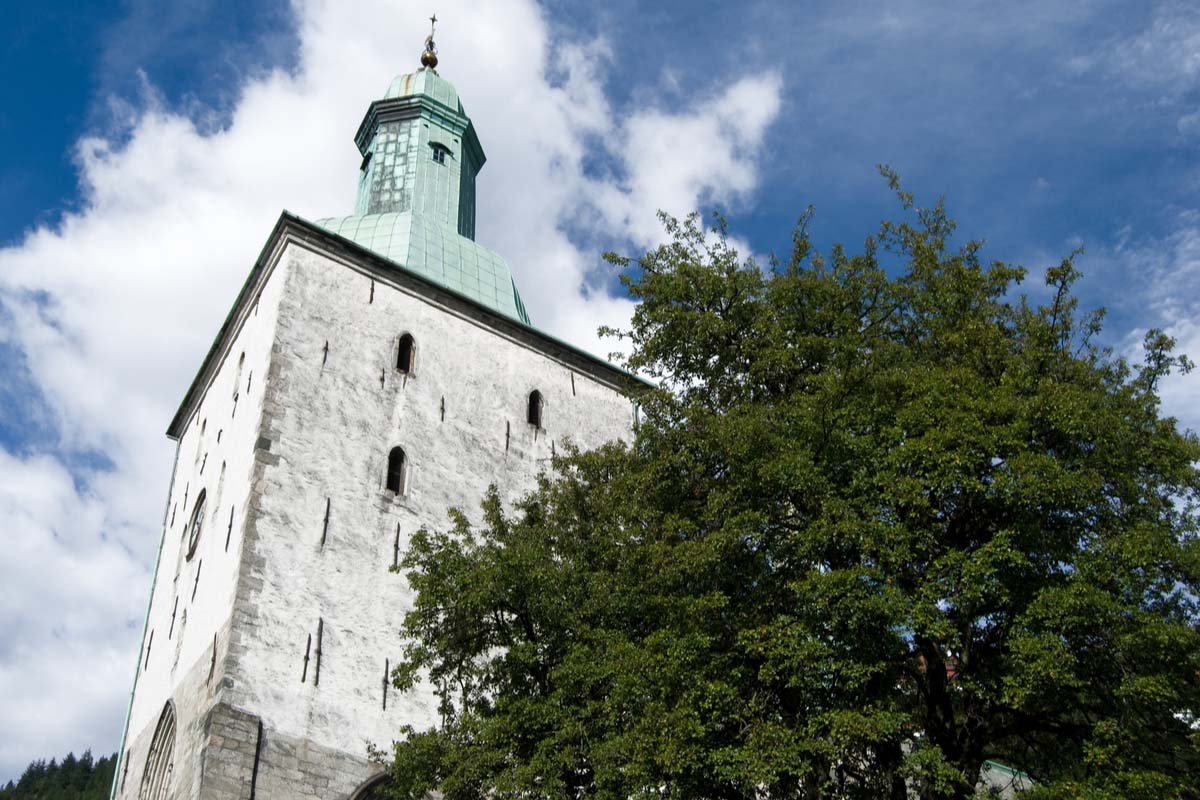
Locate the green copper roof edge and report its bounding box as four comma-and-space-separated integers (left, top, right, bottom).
511, 277, 529, 323
315, 212, 526, 322
286, 210, 653, 388
167, 210, 651, 440
310, 210, 529, 323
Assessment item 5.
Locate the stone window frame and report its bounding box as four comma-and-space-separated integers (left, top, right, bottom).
385, 446, 408, 497
396, 332, 417, 376
349, 773, 391, 800
138, 701, 176, 800
527, 389, 544, 429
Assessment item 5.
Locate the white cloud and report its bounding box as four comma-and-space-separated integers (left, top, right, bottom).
0, 450, 145, 775
1107, 2, 1200, 88
1159, 318, 1200, 433
1104, 210, 1200, 433
0, 0, 781, 779
1071, 1, 1200, 134
1178, 110, 1200, 139
1142, 214, 1200, 434
606, 74, 783, 245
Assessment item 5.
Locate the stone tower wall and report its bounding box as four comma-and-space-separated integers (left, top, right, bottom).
116, 227, 637, 799
114, 246, 292, 799
218, 240, 635, 770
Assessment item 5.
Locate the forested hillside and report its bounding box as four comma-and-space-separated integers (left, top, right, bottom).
0, 751, 116, 799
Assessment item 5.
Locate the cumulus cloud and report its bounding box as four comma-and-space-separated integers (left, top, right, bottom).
0, 450, 144, 774
0, 0, 781, 779
601, 74, 783, 245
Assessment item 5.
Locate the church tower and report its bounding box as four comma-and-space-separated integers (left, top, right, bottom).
112, 28, 636, 800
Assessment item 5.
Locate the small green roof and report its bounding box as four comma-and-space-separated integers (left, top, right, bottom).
315, 211, 531, 325
325, 66, 530, 325
384, 69, 462, 113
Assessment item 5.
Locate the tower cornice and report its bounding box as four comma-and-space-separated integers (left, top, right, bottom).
353, 94, 485, 169
165, 212, 649, 440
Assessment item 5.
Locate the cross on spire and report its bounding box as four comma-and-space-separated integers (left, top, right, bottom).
421, 13, 440, 69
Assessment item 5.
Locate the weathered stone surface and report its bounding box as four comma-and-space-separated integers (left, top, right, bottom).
113, 228, 635, 798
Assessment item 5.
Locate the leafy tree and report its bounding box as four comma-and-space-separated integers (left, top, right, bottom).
387, 174, 1200, 800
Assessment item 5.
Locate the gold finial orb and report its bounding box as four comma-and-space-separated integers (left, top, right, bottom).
421, 14, 439, 69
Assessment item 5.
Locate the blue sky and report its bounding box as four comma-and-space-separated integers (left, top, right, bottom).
1, 0, 1198, 784
0, 1, 297, 247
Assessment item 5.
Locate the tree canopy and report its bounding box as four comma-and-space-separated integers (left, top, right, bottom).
387, 175, 1200, 800
0, 751, 116, 800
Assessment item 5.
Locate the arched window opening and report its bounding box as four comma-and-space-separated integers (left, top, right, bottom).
350, 773, 393, 800
430, 142, 451, 164
138, 702, 176, 800
396, 334, 415, 374
186, 490, 207, 560
386, 447, 406, 494
527, 390, 543, 428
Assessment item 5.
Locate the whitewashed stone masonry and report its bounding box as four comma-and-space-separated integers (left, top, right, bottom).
112, 217, 639, 799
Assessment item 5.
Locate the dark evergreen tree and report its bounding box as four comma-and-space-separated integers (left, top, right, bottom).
0, 751, 116, 800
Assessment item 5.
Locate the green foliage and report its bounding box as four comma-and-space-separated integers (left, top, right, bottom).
388, 174, 1200, 800
0, 751, 117, 800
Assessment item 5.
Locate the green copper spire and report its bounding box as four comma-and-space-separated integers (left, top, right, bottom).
315, 27, 531, 325
353, 39, 482, 238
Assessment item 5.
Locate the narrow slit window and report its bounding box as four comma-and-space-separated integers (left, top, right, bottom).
186, 489, 207, 560
527, 390, 543, 428
233, 352, 245, 400
396, 334, 415, 374
386, 447, 406, 494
